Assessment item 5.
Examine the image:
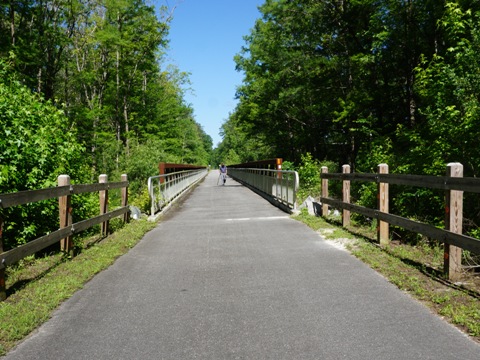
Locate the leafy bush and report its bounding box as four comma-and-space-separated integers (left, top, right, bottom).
298, 153, 321, 190
295, 153, 337, 202
111, 138, 179, 200
0, 59, 89, 249
130, 186, 152, 215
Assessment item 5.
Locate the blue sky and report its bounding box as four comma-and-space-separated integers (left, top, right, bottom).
158, 0, 265, 147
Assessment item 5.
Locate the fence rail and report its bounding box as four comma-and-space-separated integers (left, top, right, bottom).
147, 168, 208, 218
0, 174, 129, 301
0, 207, 128, 268
228, 168, 299, 212
321, 172, 480, 192
320, 163, 480, 280
0, 181, 128, 208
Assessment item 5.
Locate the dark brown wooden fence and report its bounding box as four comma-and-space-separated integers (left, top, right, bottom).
320, 162, 480, 281
0, 174, 129, 301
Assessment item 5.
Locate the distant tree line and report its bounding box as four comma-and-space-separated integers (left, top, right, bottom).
217, 0, 480, 238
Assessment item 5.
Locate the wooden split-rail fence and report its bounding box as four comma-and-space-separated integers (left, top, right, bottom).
0, 174, 129, 301
320, 162, 480, 280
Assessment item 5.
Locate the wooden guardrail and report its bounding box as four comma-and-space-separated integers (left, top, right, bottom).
0, 174, 129, 301
320, 162, 480, 281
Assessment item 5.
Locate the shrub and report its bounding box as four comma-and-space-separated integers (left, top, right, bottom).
0, 59, 88, 249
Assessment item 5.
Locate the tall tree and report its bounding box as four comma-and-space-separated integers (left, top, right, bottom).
232, 0, 450, 169
0, 0, 82, 100
412, 2, 480, 176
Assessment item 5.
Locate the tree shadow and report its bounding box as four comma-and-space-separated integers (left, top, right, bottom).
6, 255, 64, 297
5, 231, 106, 298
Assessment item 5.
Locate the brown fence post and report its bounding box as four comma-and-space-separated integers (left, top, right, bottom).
0, 216, 6, 301
342, 165, 351, 227
444, 162, 463, 281
58, 175, 73, 254
121, 174, 129, 223
321, 166, 329, 216
378, 164, 389, 246
99, 174, 109, 237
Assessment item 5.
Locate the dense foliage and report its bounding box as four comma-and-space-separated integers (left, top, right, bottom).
0, 0, 212, 249
217, 0, 480, 236
0, 59, 89, 248
0, 0, 212, 174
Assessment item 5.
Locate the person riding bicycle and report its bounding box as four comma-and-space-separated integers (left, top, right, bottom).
219, 163, 227, 185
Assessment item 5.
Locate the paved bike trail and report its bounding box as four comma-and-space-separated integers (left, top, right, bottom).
4, 172, 480, 359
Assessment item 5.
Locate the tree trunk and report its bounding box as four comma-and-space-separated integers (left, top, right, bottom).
124, 95, 129, 156
9, 0, 15, 46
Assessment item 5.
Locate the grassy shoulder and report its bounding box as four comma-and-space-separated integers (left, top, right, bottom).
0, 218, 157, 356
293, 210, 480, 342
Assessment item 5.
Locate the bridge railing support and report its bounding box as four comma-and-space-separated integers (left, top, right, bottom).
228, 168, 299, 213
147, 168, 208, 219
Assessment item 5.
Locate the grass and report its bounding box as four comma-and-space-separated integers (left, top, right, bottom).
0, 218, 157, 355
293, 209, 480, 341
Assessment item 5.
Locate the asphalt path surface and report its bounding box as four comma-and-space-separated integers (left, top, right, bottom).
4, 172, 480, 359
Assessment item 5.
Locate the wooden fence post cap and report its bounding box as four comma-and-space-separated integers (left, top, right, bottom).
58, 175, 70, 186
378, 164, 389, 173
446, 163, 463, 177
446, 162, 463, 170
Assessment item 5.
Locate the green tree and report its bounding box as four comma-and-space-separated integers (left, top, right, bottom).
0, 0, 82, 100
413, 3, 480, 176
231, 0, 448, 169
215, 110, 272, 165
59, 0, 171, 173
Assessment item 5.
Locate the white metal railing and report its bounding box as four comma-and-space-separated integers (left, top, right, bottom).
147, 168, 208, 217
228, 168, 299, 211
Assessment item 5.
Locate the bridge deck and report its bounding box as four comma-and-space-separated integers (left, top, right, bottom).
5, 172, 480, 359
